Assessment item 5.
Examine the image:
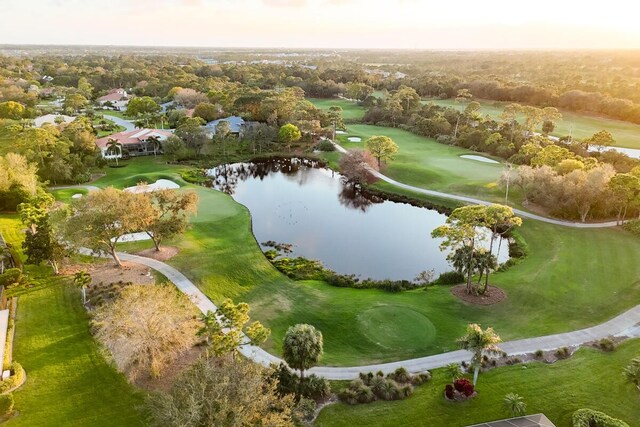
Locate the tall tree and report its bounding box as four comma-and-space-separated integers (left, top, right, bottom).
283, 323, 323, 381
126, 96, 161, 117
62, 187, 156, 267
105, 138, 122, 165
457, 324, 502, 386
93, 284, 200, 379
339, 149, 378, 187
73, 270, 91, 305
144, 189, 198, 251
609, 174, 640, 225
365, 135, 399, 167
197, 299, 270, 357
145, 356, 294, 426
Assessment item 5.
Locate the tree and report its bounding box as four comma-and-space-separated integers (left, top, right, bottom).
564, 164, 616, 222
197, 299, 270, 357
193, 102, 220, 122
339, 149, 378, 187
146, 135, 162, 157
480, 204, 522, 292
144, 189, 198, 251
327, 106, 344, 140
145, 356, 294, 426
0, 101, 25, 119
62, 188, 156, 267
73, 270, 91, 305
585, 130, 615, 152
126, 96, 161, 117
432, 205, 487, 294
105, 138, 122, 165
77, 77, 93, 99
365, 135, 398, 167
504, 393, 526, 417
609, 174, 640, 224
278, 123, 301, 151
283, 324, 323, 381
92, 284, 200, 379
63, 93, 88, 112
175, 117, 208, 155
457, 324, 502, 386
541, 120, 554, 135
445, 363, 463, 382
173, 88, 208, 109
346, 82, 374, 102
22, 214, 68, 275
624, 357, 640, 391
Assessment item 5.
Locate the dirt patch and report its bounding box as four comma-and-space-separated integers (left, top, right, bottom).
136, 246, 179, 261
134, 344, 208, 392
89, 261, 155, 286
451, 284, 506, 305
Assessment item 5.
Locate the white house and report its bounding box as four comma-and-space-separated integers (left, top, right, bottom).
97, 88, 129, 111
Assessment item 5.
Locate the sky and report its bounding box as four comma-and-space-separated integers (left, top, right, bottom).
1, 0, 639, 49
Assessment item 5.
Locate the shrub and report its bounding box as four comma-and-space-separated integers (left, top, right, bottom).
378, 379, 401, 401
300, 374, 331, 400
572, 408, 629, 427
0, 269, 22, 288
317, 139, 336, 152
436, 271, 465, 285
444, 384, 454, 399
411, 372, 432, 386
355, 385, 374, 403
453, 378, 474, 397
339, 388, 358, 405
292, 398, 316, 424
387, 367, 410, 383
0, 362, 24, 394
0, 393, 13, 416
555, 347, 570, 359
534, 349, 544, 359
598, 338, 616, 352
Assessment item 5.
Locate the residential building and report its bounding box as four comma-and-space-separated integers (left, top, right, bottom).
95, 128, 172, 158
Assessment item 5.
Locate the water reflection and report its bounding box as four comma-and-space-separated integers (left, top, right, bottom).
207, 158, 508, 280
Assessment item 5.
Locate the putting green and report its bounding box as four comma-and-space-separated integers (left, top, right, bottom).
357, 305, 436, 351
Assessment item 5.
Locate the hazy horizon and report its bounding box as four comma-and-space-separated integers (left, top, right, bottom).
2, 0, 639, 50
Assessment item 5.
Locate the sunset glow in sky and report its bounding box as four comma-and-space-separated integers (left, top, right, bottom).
2, 0, 639, 49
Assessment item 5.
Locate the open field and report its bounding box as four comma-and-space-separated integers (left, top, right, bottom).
426, 98, 640, 149
0, 215, 144, 426
316, 338, 640, 427
308, 98, 367, 121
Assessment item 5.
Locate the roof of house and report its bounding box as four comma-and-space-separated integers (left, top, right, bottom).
33, 114, 76, 127
97, 89, 127, 103
95, 128, 173, 149
467, 414, 556, 427
204, 116, 245, 133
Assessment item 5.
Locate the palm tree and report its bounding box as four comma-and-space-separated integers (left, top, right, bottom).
623, 357, 640, 391
504, 393, 526, 417
146, 135, 162, 156
457, 324, 502, 386
450, 246, 479, 294
475, 250, 497, 294
444, 363, 462, 382
106, 138, 122, 166
73, 270, 92, 305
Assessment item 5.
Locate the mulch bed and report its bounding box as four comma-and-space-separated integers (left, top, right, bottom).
451, 284, 506, 305
135, 246, 179, 261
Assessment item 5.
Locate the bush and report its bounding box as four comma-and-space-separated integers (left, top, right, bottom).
453, 378, 474, 397
339, 388, 358, 405
0, 362, 24, 394
0, 393, 13, 416
300, 374, 331, 401
534, 349, 544, 359
387, 367, 410, 383
292, 398, 316, 424
572, 408, 629, 427
340, 368, 422, 405
598, 338, 616, 352
436, 271, 465, 285
444, 384, 454, 399
180, 168, 208, 184
271, 363, 329, 401
317, 139, 336, 152
555, 347, 570, 359
0, 269, 22, 288
411, 372, 432, 386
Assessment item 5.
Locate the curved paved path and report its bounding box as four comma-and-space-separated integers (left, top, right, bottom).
330, 140, 620, 228
86, 249, 640, 380
102, 114, 135, 131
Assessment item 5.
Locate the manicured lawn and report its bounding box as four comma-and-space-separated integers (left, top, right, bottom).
308, 98, 367, 121
426, 98, 640, 149
0, 215, 144, 426
50, 188, 88, 203
100, 158, 640, 367
316, 338, 640, 427
340, 124, 507, 202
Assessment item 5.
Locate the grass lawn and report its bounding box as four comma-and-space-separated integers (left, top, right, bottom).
50, 188, 88, 203
0, 215, 144, 426
308, 98, 367, 121
315, 338, 640, 427
97, 157, 640, 367
340, 124, 508, 202
426, 98, 640, 149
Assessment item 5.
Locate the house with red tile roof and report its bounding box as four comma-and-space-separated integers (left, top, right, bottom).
97, 88, 129, 111
96, 128, 172, 158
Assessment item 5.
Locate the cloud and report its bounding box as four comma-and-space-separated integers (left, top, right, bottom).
262, 0, 307, 7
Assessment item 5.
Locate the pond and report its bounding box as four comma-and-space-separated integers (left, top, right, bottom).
207, 158, 508, 280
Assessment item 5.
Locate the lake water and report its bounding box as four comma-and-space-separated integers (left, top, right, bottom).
207, 158, 508, 280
